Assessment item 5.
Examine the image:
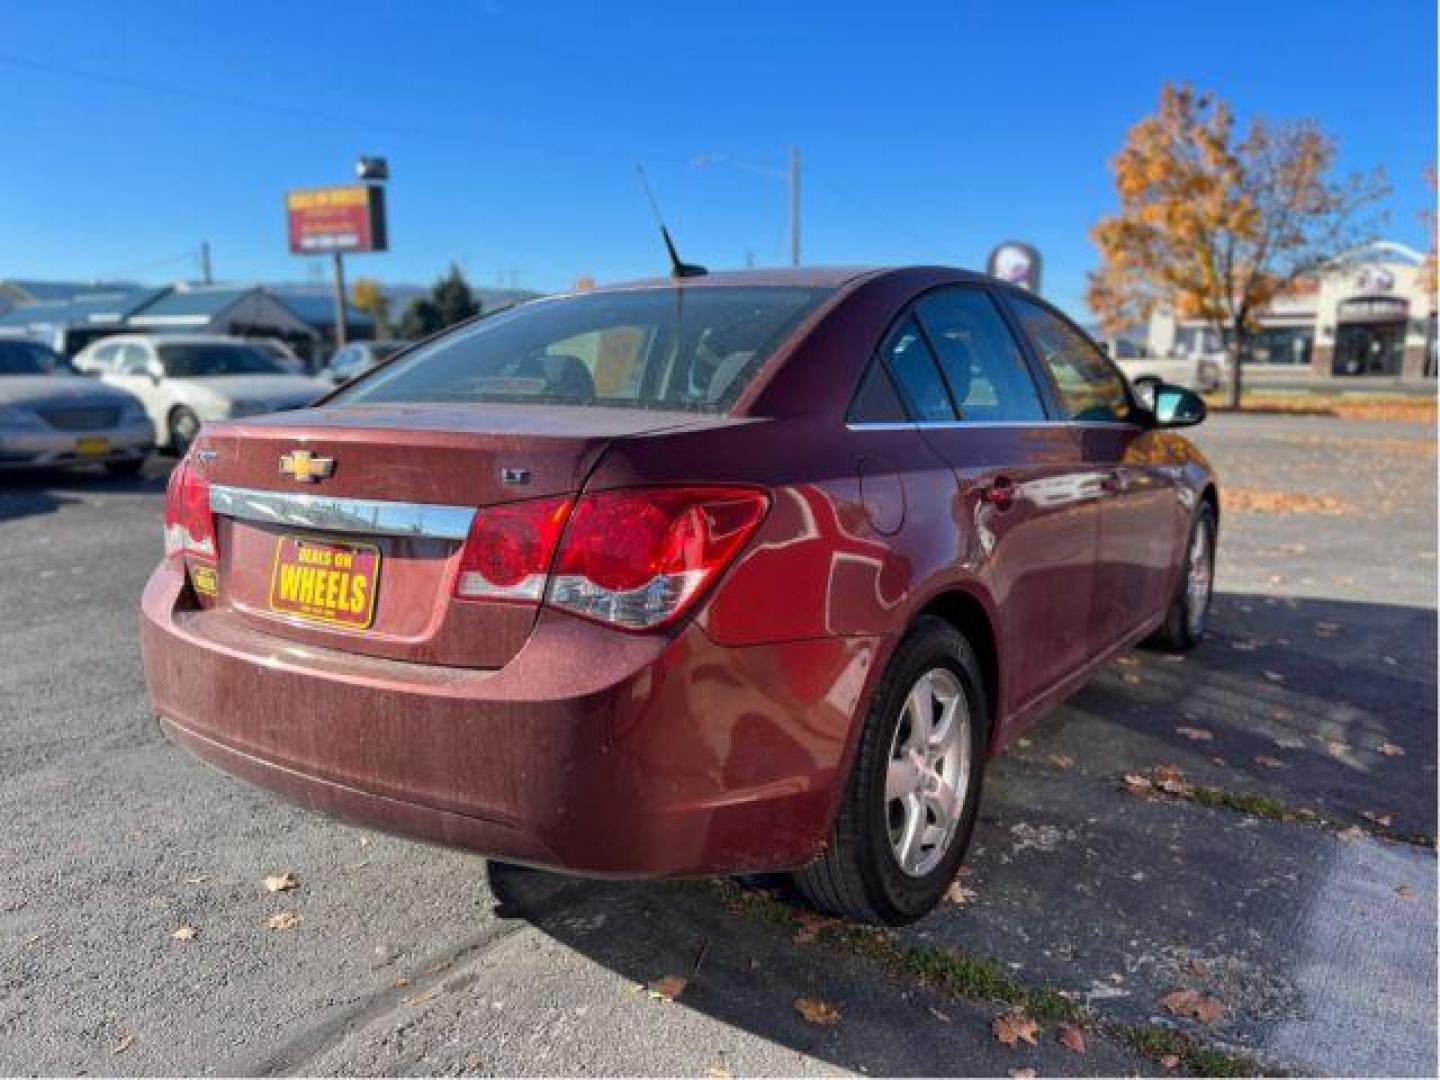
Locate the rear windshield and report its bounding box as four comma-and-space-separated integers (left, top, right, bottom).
160, 344, 285, 377
0, 340, 63, 375
332, 286, 833, 413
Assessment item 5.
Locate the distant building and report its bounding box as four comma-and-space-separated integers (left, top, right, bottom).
1145, 241, 1437, 379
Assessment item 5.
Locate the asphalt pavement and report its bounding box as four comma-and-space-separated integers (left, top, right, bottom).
0, 411, 1434, 1076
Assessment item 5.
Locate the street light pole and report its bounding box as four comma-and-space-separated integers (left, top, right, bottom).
332, 251, 348, 347
788, 145, 801, 267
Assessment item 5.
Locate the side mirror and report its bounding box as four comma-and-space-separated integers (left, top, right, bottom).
1152, 383, 1207, 428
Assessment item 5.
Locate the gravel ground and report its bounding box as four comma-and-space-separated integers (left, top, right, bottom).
0, 410, 1434, 1076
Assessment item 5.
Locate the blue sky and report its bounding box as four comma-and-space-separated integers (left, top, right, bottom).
0, 0, 1433, 316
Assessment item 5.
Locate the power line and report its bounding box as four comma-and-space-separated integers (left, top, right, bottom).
0, 52, 691, 165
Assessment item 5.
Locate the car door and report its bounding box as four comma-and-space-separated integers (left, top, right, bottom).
897, 286, 1103, 724
106, 342, 166, 438
1003, 293, 1183, 652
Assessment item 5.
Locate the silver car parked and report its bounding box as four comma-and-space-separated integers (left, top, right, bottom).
0, 339, 153, 475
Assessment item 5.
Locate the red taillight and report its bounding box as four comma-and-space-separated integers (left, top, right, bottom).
548, 486, 770, 630
163, 460, 216, 560
454, 495, 573, 601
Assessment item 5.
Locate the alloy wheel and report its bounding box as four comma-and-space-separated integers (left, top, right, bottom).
1186, 517, 1214, 638
885, 667, 971, 877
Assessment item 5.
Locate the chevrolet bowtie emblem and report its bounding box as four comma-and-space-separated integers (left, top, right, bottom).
279, 449, 335, 483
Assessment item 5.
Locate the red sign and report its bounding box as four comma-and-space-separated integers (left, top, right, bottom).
286, 185, 388, 254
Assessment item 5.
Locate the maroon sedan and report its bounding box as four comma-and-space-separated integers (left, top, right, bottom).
141, 267, 1217, 924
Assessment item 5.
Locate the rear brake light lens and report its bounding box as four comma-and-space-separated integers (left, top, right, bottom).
547, 487, 770, 630
454, 495, 573, 601
163, 460, 216, 559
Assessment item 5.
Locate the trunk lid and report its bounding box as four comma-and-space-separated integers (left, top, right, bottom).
190, 403, 719, 667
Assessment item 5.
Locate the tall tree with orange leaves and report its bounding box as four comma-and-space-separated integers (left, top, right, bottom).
1087, 83, 1388, 408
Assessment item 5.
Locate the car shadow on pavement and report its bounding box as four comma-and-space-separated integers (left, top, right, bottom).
1023, 591, 1438, 838
0, 463, 171, 523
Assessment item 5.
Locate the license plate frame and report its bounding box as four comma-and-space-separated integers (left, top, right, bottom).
267, 535, 381, 630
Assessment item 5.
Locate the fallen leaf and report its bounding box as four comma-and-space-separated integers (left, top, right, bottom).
1395, 885, 1415, 900
1122, 773, 1154, 796
1048, 753, 1075, 769
794, 996, 840, 1025
112, 1033, 134, 1054
183, 875, 209, 885
1160, 1053, 1181, 1070
945, 881, 978, 905
1181, 958, 1209, 977
1361, 810, 1394, 828
263, 872, 300, 893
1254, 755, 1284, 769
1121, 672, 1143, 685
402, 987, 440, 1007
1262, 670, 1285, 683
1153, 764, 1184, 783
647, 975, 688, 1002
1325, 740, 1350, 757
1057, 1022, 1087, 1054
1160, 988, 1226, 1024
928, 1005, 952, 1023
1337, 825, 1367, 841
992, 1009, 1039, 1047
265, 912, 301, 930
1009, 1070, 1038, 1080
707, 1066, 733, 1080
1176, 726, 1213, 742
1377, 741, 1406, 757
171, 925, 197, 941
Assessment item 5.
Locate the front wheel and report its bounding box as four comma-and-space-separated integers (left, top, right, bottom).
793, 617, 988, 925
1149, 502, 1216, 651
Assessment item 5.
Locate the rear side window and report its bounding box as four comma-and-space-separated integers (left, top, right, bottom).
334, 286, 833, 414
848, 361, 908, 423
1008, 295, 1133, 422
914, 289, 1046, 422
881, 318, 955, 422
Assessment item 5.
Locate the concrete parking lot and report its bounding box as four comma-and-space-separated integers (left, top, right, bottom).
1, 411, 1434, 1077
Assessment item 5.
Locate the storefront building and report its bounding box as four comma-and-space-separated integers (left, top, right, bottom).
1147, 241, 1436, 380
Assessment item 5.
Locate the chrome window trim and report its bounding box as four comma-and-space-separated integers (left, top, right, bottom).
845, 419, 1142, 432
209, 484, 476, 539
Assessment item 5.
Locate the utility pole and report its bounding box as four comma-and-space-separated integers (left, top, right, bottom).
332, 252, 348, 347
788, 145, 801, 267
199, 241, 213, 285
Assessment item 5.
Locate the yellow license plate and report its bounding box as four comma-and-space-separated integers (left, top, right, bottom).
267, 535, 381, 629
75, 436, 110, 457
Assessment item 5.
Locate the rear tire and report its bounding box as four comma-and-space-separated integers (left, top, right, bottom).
793, 616, 988, 925
1149, 502, 1216, 651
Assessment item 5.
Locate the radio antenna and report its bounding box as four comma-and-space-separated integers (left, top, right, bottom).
635, 165, 707, 279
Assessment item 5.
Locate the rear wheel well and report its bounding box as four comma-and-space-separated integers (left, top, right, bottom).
916, 591, 998, 740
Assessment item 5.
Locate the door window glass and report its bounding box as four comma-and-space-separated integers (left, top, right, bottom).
848, 360, 908, 422
1009, 295, 1133, 422
880, 318, 954, 422
914, 289, 1046, 422
117, 344, 151, 375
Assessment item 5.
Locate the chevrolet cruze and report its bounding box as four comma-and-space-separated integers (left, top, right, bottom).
141, 267, 1217, 924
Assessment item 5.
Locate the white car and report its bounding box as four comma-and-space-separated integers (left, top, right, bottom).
73, 334, 330, 453
1110, 351, 1223, 393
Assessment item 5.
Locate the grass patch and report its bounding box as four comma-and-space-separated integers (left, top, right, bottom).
1124, 1024, 1263, 1077
697, 879, 1279, 1074
1189, 785, 1294, 820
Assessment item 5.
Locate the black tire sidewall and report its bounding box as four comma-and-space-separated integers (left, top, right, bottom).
855, 619, 989, 922
1177, 504, 1217, 645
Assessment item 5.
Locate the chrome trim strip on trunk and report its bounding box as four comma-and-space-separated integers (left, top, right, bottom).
209, 484, 476, 540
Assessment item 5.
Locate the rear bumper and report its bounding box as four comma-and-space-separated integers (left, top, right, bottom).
0, 423, 153, 468
141, 560, 879, 876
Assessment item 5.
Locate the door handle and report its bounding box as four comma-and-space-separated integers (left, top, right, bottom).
981, 475, 1016, 510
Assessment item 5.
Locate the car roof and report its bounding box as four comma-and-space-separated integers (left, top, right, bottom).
581, 265, 998, 296
82, 333, 259, 348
